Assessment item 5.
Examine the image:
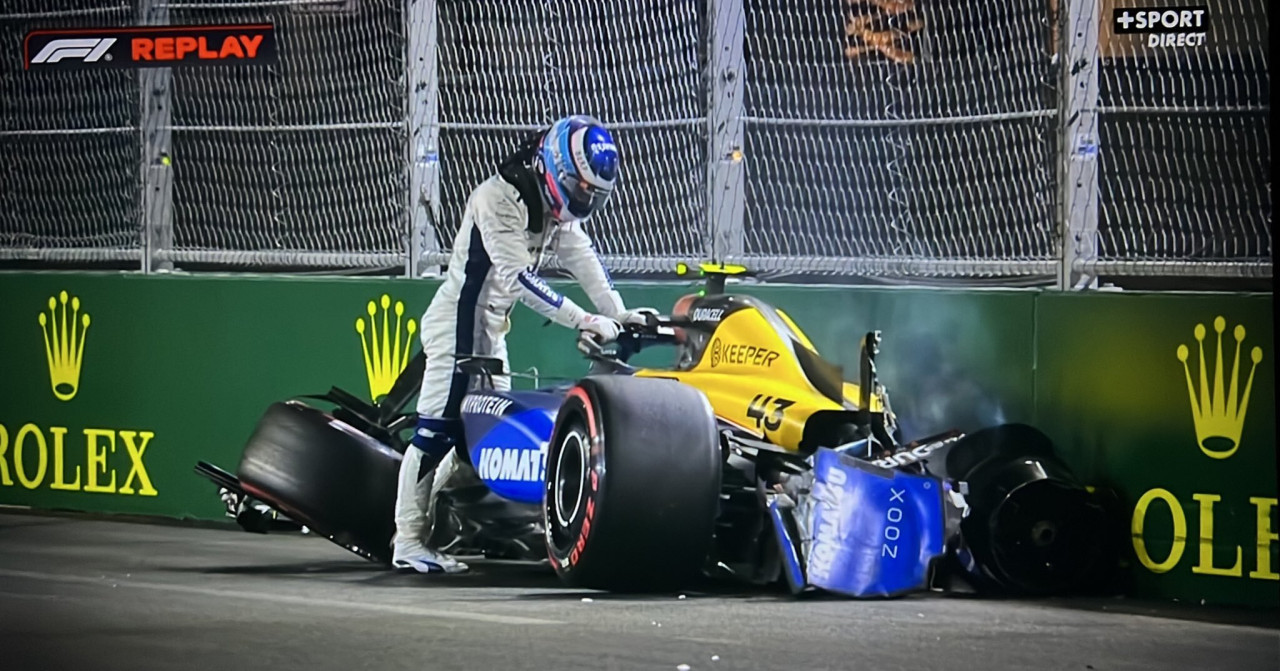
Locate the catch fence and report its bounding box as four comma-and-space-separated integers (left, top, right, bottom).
0, 0, 1269, 287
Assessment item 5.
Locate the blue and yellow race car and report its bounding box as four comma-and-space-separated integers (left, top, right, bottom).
198, 265, 1117, 597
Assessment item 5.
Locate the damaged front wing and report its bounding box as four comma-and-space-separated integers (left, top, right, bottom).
765, 441, 967, 599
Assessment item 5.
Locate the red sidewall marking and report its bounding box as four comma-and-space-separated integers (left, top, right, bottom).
561, 386, 600, 569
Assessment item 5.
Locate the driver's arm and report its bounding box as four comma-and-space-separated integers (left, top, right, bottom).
475, 193, 591, 330
555, 219, 625, 317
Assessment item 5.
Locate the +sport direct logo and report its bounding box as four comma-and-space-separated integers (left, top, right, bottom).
1113, 5, 1209, 49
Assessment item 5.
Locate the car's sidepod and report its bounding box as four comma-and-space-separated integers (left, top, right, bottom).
459, 390, 565, 505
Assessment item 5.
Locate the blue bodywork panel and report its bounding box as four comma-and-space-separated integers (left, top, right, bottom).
802, 447, 947, 598
460, 390, 564, 505
459, 389, 945, 597
767, 498, 807, 594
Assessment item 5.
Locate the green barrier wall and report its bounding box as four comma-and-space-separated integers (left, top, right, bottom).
0, 272, 1273, 608
1034, 292, 1277, 608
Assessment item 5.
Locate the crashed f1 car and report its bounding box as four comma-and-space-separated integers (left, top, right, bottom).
197, 265, 1117, 598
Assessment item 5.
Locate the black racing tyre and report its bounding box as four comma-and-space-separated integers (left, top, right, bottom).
544, 376, 722, 592
946, 423, 1118, 595
236, 401, 400, 564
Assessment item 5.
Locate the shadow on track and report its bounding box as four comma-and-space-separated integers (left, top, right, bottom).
175, 554, 803, 602
183, 561, 384, 576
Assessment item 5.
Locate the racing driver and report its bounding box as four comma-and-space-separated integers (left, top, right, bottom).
392, 115, 657, 574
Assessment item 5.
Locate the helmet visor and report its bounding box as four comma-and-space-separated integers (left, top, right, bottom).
563, 176, 613, 219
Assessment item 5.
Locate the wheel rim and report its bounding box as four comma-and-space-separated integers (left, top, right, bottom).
553, 429, 589, 530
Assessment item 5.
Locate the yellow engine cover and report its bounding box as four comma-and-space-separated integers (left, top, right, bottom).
633, 302, 879, 453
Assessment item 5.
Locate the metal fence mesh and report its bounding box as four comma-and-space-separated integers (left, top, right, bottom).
0, 3, 141, 257
1094, 0, 1270, 266
435, 0, 707, 272
162, 0, 408, 265
0, 0, 1270, 281
741, 0, 1059, 276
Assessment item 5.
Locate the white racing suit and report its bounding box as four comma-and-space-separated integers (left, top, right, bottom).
392, 171, 628, 573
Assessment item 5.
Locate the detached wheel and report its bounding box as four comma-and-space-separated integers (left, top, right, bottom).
946, 423, 1118, 595
544, 376, 722, 592
236, 401, 400, 564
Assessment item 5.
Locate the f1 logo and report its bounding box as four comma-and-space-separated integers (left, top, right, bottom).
30, 38, 117, 64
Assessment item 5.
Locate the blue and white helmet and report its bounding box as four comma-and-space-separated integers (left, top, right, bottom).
533, 115, 619, 223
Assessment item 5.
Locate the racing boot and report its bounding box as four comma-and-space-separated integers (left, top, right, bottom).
391, 416, 470, 574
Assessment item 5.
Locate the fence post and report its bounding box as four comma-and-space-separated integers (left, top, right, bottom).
139, 0, 173, 273
1056, 0, 1101, 290
706, 0, 745, 266
406, 0, 442, 278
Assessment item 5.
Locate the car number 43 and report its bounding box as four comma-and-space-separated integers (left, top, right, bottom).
747, 394, 795, 433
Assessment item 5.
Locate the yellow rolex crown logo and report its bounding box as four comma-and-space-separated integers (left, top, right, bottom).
39, 290, 91, 402
356, 294, 417, 402
1176, 316, 1263, 460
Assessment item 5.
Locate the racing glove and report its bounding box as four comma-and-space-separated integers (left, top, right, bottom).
617, 306, 660, 326
578, 313, 623, 342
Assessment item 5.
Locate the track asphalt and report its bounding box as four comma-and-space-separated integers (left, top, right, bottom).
1, 512, 1276, 671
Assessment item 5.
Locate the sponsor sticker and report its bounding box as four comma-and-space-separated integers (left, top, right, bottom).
589, 141, 617, 155
691, 308, 724, 322
462, 395, 514, 417
476, 446, 546, 483
517, 270, 564, 308
709, 337, 779, 368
